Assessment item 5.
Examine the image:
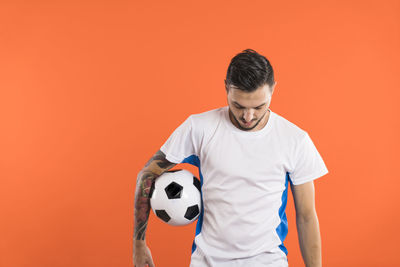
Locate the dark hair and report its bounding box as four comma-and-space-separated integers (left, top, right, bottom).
225, 49, 275, 93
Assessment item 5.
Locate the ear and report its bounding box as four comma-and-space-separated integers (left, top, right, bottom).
271, 81, 277, 94
224, 80, 229, 93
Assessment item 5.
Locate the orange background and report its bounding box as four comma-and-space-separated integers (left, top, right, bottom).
0, 1, 399, 266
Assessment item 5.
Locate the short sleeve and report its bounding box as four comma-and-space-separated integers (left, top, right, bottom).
289, 132, 329, 185
160, 116, 197, 164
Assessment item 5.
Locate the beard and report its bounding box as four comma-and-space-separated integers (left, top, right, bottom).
229, 108, 269, 131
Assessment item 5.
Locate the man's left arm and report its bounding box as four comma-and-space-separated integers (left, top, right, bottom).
290, 180, 322, 267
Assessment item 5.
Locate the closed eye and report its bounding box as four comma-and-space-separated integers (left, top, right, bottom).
235, 106, 263, 110
233, 102, 266, 109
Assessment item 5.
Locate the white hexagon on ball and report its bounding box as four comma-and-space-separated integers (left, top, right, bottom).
150, 169, 202, 226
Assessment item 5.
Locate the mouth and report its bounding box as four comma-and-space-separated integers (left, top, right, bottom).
242, 120, 254, 127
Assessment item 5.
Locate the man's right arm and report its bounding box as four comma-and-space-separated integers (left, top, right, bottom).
133, 150, 177, 266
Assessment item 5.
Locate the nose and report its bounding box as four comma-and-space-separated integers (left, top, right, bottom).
243, 109, 254, 122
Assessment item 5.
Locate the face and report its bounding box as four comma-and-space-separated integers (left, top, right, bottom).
226, 82, 276, 131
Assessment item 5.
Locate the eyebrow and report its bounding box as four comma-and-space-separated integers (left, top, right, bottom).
233, 101, 267, 108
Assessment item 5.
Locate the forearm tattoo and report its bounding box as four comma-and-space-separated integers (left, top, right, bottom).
134, 150, 176, 240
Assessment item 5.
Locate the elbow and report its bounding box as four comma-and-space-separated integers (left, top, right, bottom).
296, 209, 318, 224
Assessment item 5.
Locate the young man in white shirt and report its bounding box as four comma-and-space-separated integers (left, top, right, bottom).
133, 48, 328, 267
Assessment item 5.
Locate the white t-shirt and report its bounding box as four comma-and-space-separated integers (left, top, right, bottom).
160, 106, 329, 259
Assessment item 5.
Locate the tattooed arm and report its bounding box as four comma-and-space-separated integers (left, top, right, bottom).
133, 150, 176, 267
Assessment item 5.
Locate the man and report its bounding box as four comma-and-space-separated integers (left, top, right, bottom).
133, 49, 329, 267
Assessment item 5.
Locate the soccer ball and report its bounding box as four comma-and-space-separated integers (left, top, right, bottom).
149, 169, 202, 226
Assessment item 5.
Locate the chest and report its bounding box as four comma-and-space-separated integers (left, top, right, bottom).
199, 131, 290, 189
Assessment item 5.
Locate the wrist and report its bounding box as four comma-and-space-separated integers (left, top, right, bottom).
134, 239, 146, 247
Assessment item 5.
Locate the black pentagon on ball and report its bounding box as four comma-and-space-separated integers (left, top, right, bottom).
193, 176, 201, 192
165, 181, 183, 199
184, 204, 200, 220
155, 209, 171, 222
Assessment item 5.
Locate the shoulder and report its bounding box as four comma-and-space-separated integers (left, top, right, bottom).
272, 111, 308, 142
188, 106, 225, 128
186, 107, 225, 149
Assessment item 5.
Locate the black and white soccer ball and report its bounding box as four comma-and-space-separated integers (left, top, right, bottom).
149, 169, 202, 226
